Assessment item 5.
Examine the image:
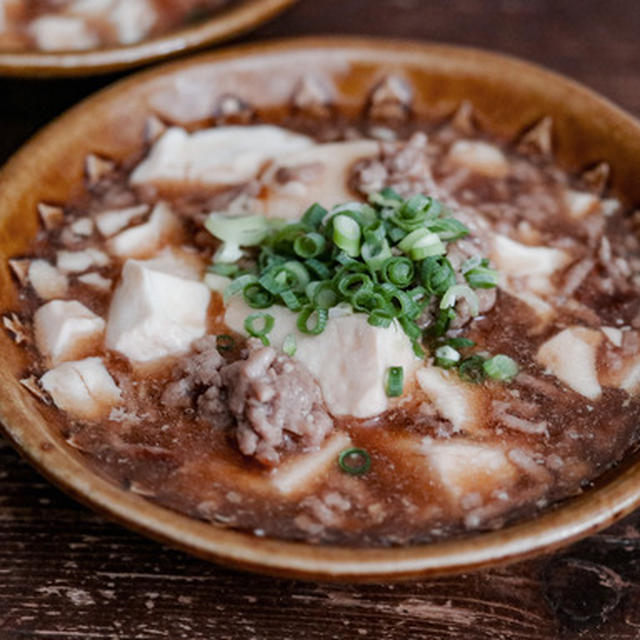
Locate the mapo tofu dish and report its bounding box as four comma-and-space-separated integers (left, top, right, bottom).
0, 0, 234, 51
6, 80, 640, 547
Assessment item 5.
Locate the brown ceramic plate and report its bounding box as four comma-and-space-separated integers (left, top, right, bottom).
2, 37, 640, 581
0, 0, 297, 77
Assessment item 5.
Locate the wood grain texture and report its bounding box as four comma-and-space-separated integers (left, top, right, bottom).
1, 1, 640, 637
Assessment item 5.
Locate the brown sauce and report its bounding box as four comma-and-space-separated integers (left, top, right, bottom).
10, 114, 640, 546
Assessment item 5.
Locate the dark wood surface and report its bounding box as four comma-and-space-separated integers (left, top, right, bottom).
2, 1, 640, 638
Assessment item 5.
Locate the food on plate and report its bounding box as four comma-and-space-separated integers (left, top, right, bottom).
0, 0, 234, 51
7, 90, 640, 546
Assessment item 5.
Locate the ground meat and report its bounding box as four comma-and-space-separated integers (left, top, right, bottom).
351, 132, 441, 199
221, 339, 334, 466
162, 337, 334, 466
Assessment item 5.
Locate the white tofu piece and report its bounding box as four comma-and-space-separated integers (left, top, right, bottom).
40, 357, 121, 420
57, 248, 110, 273
106, 259, 211, 363
270, 432, 351, 496
416, 366, 484, 434
615, 359, 640, 394
139, 246, 204, 281
28, 15, 99, 51
28, 260, 69, 301
69, 0, 113, 14
422, 439, 518, 503
108, 0, 156, 44
447, 140, 509, 178
564, 189, 600, 219
602, 326, 623, 347
77, 272, 113, 293
70, 218, 94, 237
536, 327, 603, 399
491, 233, 571, 294
599, 332, 640, 394
34, 300, 105, 366
95, 204, 150, 237
261, 140, 380, 220
107, 202, 182, 259
225, 297, 420, 418
505, 288, 555, 323
130, 126, 314, 189
57, 250, 93, 274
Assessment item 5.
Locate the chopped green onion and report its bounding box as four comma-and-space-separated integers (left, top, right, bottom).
458, 355, 487, 383
213, 242, 244, 264
204, 191, 503, 375
446, 336, 476, 349
398, 228, 446, 260
381, 257, 415, 287
333, 214, 361, 257
338, 448, 371, 476
305, 258, 331, 279
301, 203, 328, 228
465, 264, 499, 289
421, 256, 456, 296
483, 354, 519, 381
311, 281, 338, 309
244, 313, 274, 346
428, 217, 469, 241
297, 306, 328, 335
369, 187, 403, 208
386, 366, 404, 397
283, 334, 297, 357
367, 310, 394, 328
281, 289, 303, 311
224, 274, 257, 301
435, 345, 461, 368
337, 273, 374, 299
429, 307, 456, 337
206, 213, 269, 246
440, 284, 479, 317
243, 283, 274, 309
207, 263, 240, 277
294, 232, 326, 259
216, 334, 235, 352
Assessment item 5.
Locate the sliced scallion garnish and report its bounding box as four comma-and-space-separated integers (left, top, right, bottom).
386, 366, 404, 397
283, 334, 297, 357
333, 214, 362, 257
338, 448, 372, 476
204, 190, 510, 381
434, 345, 461, 369
244, 313, 275, 346
483, 354, 519, 381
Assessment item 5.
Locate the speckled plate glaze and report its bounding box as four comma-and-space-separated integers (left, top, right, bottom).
0, 0, 297, 77
2, 38, 640, 581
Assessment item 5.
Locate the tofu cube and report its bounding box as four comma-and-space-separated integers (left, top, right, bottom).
28, 15, 100, 51
416, 366, 484, 434
40, 357, 121, 420
447, 140, 509, 178
225, 298, 420, 418
95, 203, 150, 237
270, 433, 352, 496
261, 140, 380, 220
422, 439, 518, 503
536, 327, 603, 399
107, 202, 182, 259
34, 300, 106, 366
105, 259, 211, 363
28, 260, 69, 301
130, 125, 314, 189
564, 189, 600, 219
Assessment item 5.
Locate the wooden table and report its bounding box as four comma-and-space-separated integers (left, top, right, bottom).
2, 1, 640, 637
